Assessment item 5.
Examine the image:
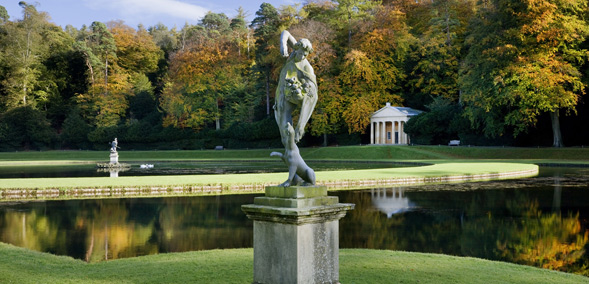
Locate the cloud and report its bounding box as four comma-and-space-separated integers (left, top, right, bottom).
85, 0, 208, 24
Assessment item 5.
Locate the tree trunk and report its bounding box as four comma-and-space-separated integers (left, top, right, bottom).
323, 133, 328, 147
265, 75, 270, 116
104, 57, 108, 96
247, 32, 250, 57
216, 98, 221, 130
550, 110, 564, 147
347, 13, 352, 47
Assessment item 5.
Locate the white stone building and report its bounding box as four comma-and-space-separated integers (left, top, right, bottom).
370, 102, 422, 145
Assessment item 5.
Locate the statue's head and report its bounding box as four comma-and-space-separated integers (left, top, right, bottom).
293, 39, 313, 62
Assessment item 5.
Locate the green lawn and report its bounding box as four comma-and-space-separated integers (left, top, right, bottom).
0, 162, 538, 190
1, 145, 589, 162
0, 243, 586, 284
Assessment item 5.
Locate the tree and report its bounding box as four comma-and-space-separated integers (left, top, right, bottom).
148, 23, 178, 96
0, 1, 51, 109
405, 0, 474, 109
200, 12, 231, 34
89, 21, 117, 96
160, 14, 252, 131
460, 0, 589, 147
337, 5, 412, 133
230, 7, 251, 57
108, 21, 162, 75
250, 3, 281, 116
404, 97, 463, 144
278, 3, 308, 29
61, 107, 92, 149
0, 5, 9, 24
0, 106, 56, 150
74, 21, 131, 128
332, 0, 381, 47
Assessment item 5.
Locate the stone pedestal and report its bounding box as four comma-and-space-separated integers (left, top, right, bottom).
242, 186, 354, 284
109, 152, 119, 164
109, 169, 119, 178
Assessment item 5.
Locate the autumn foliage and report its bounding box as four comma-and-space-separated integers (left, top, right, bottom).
0, 0, 588, 150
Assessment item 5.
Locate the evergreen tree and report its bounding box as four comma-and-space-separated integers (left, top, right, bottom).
250, 3, 281, 117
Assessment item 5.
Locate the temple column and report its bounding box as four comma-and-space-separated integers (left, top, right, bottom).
375, 122, 380, 144
376, 122, 380, 144
399, 121, 404, 144
381, 121, 386, 144
400, 121, 403, 144
370, 121, 374, 144
392, 121, 397, 144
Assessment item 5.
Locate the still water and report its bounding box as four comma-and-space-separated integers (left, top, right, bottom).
0, 160, 406, 178
0, 167, 587, 274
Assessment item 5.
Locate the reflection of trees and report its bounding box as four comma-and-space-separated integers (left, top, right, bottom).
78, 199, 158, 262
0, 208, 65, 254
462, 192, 587, 273
0, 195, 255, 262
337, 188, 588, 274
156, 196, 253, 252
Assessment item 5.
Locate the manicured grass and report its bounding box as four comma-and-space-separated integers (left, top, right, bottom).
0, 162, 538, 190
1, 145, 589, 163
0, 243, 585, 284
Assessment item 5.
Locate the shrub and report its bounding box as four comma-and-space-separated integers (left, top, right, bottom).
0, 106, 57, 150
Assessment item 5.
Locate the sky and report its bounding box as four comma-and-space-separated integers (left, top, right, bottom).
3, 0, 298, 29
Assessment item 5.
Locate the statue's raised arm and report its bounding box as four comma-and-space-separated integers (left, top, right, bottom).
280, 30, 297, 57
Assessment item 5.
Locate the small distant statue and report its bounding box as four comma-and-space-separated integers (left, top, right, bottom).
110, 138, 119, 153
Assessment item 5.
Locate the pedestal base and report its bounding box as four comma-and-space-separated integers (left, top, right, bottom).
242, 186, 354, 284
109, 152, 119, 164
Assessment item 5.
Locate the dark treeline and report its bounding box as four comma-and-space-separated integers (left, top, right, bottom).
0, 0, 588, 151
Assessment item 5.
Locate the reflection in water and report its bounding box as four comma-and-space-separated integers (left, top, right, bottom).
370, 188, 415, 218
0, 196, 256, 262
0, 167, 588, 275
0, 161, 406, 179
95, 167, 130, 178
553, 174, 562, 211
338, 168, 589, 275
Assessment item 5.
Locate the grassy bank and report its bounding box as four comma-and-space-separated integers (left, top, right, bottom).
1, 145, 589, 162
0, 243, 585, 284
0, 162, 538, 191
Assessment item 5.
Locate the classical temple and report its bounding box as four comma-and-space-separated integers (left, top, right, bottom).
370, 102, 422, 145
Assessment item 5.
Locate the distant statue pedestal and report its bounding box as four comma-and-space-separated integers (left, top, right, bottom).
242, 186, 354, 284
109, 151, 119, 164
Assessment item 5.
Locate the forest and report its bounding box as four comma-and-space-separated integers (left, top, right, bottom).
0, 0, 588, 151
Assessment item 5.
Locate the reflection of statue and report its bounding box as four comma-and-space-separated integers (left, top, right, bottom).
110, 138, 118, 153
272, 31, 318, 187
275, 30, 318, 144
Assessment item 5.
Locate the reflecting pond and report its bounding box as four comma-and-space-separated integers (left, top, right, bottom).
0, 167, 588, 274
0, 160, 409, 178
